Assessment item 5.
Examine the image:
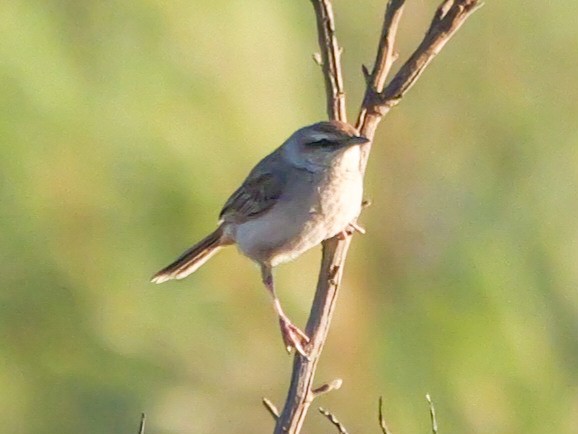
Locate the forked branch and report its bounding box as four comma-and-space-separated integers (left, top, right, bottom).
358, 0, 483, 147
273, 1, 481, 433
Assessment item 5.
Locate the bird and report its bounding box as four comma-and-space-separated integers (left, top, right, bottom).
151, 120, 368, 357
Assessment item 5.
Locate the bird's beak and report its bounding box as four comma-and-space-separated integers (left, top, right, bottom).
346, 135, 370, 145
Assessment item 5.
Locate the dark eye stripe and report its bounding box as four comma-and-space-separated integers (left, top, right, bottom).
308, 139, 335, 147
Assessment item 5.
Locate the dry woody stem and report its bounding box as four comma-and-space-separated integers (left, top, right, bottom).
311, 0, 347, 122
379, 396, 393, 434
273, 1, 481, 433
318, 407, 350, 434
137, 413, 146, 434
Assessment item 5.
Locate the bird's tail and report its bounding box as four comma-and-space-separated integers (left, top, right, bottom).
151, 226, 228, 284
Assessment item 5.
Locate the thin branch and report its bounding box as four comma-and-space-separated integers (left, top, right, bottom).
263, 397, 280, 421
310, 0, 347, 122
319, 407, 350, 434
274, 1, 480, 433
426, 394, 439, 434
372, 0, 405, 91
359, 0, 483, 130
274, 236, 352, 434
311, 378, 343, 398
381, 0, 483, 107
358, 0, 406, 129
379, 397, 393, 434
137, 413, 146, 434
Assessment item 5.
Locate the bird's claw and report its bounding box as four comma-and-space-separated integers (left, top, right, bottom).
279, 317, 310, 359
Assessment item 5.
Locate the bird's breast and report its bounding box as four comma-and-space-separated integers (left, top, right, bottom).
233, 161, 363, 267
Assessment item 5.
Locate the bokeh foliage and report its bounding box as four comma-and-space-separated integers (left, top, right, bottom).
1, 1, 578, 433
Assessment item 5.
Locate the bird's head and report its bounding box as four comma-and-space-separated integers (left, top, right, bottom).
282, 120, 369, 170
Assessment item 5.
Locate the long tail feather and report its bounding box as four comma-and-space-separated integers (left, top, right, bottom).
151, 227, 226, 284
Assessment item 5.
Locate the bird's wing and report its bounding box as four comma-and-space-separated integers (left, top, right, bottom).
219, 154, 287, 223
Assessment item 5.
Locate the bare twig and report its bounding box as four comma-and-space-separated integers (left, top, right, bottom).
138, 413, 146, 434
358, 0, 406, 129
274, 1, 480, 433
379, 397, 393, 434
379, 0, 483, 109
426, 394, 439, 434
319, 407, 350, 434
311, 378, 343, 398
310, 0, 347, 121
357, 0, 483, 153
263, 397, 280, 420
274, 237, 352, 433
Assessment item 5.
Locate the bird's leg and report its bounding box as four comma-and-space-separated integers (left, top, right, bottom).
260, 265, 310, 358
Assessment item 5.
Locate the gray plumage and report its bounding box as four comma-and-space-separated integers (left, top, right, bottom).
152, 120, 368, 356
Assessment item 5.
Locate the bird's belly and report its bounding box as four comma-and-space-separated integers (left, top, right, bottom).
234, 173, 362, 267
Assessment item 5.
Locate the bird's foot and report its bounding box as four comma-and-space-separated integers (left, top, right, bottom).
278, 316, 310, 358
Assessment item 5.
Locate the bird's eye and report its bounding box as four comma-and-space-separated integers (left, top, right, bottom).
308, 139, 335, 148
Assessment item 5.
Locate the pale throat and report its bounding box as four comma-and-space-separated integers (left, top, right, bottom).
330, 145, 362, 174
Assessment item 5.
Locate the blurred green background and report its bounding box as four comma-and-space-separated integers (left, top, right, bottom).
1, 0, 578, 433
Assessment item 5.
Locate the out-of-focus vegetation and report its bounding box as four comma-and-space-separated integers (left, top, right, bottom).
1, 1, 577, 433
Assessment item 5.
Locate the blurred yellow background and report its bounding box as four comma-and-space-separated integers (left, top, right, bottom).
1, 1, 578, 433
